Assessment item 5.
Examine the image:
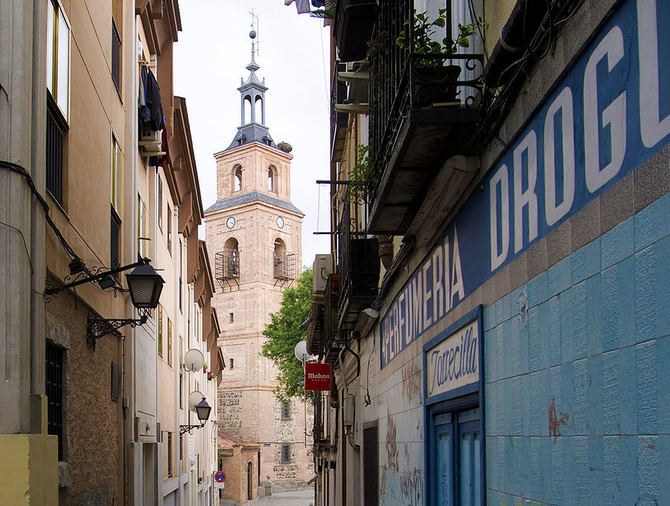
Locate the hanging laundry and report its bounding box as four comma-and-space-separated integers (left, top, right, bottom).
139, 67, 164, 132
285, 0, 311, 14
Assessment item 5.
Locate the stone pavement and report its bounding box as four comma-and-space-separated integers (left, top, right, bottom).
253, 487, 314, 505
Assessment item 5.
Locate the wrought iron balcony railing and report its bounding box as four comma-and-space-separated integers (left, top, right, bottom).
367, 1, 485, 234
336, 199, 379, 331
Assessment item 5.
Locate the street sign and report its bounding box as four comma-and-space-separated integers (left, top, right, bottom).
304, 362, 331, 391
214, 471, 226, 490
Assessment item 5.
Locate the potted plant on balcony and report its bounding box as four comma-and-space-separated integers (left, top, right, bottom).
396, 9, 481, 105
347, 144, 376, 204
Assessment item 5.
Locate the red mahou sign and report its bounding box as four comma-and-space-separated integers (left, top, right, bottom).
304, 363, 331, 391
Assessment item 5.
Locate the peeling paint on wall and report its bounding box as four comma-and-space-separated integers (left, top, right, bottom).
548, 396, 570, 441
402, 359, 422, 401
385, 414, 398, 471
400, 468, 423, 505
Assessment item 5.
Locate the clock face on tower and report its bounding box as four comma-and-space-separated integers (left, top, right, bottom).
226, 216, 236, 229
276, 216, 284, 229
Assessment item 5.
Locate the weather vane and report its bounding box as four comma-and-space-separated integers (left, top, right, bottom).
249, 9, 259, 58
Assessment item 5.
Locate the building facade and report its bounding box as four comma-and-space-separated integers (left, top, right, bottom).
205, 35, 313, 499
0, 0, 221, 504
308, 0, 670, 504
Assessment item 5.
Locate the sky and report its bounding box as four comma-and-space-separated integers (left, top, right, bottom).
174, 0, 332, 268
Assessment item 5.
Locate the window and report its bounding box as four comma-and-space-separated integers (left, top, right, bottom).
157, 304, 163, 357
157, 175, 163, 231
110, 136, 122, 269
167, 204, 172, 254
47, 0, 69, 119
46, 342, 64, 461
281, 443, 291, 464
178, 238, 183, 312
267, 166, 275, 192
46, 0, 70, 206
179, 433, 183, 461
46, 97, 67, 204
179, 336, 184, 408
233, 165, 242, 192
167, 432, 173, 478
111, 135, 122, 213
167, 318, 173, 366
111, 19, 121, 92
229, 358, 234, 370
110, 207, 121, 270
137, 194, 148, 258
229, 312, 234, 323
280, 401, 291, 420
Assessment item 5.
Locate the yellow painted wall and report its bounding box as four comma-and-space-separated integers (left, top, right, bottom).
0, 433, 58, 505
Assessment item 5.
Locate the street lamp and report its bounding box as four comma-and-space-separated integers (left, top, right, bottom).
180, 398, 212, 435
45, 257, 164, 349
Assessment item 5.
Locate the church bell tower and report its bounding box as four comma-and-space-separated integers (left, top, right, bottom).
204, 26, 312, 491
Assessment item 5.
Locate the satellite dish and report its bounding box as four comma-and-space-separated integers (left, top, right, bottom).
294, 340, 316, 363
189, 390, 205, 412
183, 349, 205, 372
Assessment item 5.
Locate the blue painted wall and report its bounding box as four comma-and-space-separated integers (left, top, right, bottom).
484, 191, 670, 505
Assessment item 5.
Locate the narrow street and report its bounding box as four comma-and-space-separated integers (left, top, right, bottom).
254, 488, 314, 505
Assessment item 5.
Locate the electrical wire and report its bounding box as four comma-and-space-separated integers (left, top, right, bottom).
0, 160, 79, 260
0, 219, 33, 274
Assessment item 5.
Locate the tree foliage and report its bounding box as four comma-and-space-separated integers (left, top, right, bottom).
261, 268, 313, 400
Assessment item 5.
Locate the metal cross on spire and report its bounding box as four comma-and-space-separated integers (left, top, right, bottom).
249, 9, 259, 59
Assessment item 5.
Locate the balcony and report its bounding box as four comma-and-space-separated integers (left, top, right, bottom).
334, 0, 377, 62
273, 251, 296, 285
214, 249, 239, 291
337, 200, 379, 331
367, 2, 484, 235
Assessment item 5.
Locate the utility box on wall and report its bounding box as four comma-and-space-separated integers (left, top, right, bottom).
312, 254, 333, 293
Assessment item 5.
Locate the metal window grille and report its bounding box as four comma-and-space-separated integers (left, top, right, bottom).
273, 251, 296, 280
111, 19, 121, 91
280, 401, 291, 420
46, 96, 66, 204
281, 443, 291, 464
111, 207, 121, 270
46, 342, 64, 460
167, 432, 173, 477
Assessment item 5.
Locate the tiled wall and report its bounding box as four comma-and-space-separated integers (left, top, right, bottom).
484, 192, 670, 505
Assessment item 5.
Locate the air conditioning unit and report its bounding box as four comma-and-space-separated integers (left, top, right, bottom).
312, 254, 333, 293
139, 128, 165, 157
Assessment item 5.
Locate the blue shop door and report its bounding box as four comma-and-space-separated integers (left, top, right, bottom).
435, 414, 454, 505
429, 407, 482, 506
459, 420, 481, 506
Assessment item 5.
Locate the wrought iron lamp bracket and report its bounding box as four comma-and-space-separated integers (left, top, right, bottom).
86, 310, 149, 349
179, 423, 205, 436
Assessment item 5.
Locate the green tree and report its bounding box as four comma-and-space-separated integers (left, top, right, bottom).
261, 268, 313, 400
